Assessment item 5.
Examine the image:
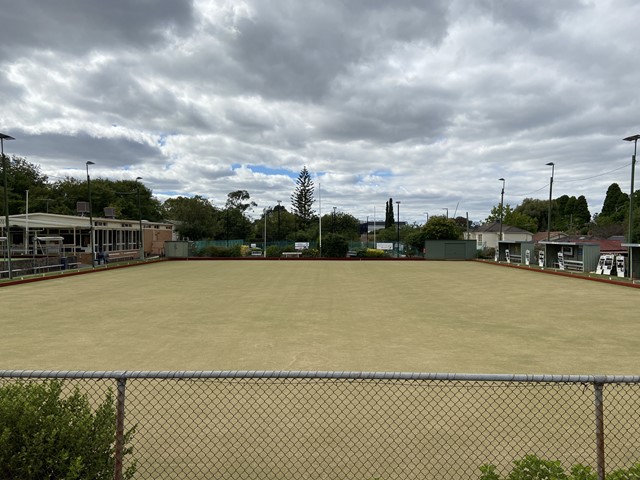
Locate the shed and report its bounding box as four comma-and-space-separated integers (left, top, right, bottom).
621, 243, 640, 280
541, 241, 600, 272
423, 240, 477, 260
165, 241, 191, 258
497, 240, 536, 265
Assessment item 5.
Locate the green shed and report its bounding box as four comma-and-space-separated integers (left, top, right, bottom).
497, 241, 535, 265
622, 243, 640, 280
424, 240, 477, 260
541, 241, 600, 272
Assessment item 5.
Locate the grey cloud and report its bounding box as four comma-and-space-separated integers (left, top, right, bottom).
14, 131, 162, 169
0, 1, 195, 58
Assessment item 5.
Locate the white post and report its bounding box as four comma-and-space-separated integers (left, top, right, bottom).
263, 207, 267, 258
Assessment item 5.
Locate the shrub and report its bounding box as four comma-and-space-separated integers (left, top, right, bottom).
0, 380, 136, 479
479, 454, 640, 479
266, 245, 284, 257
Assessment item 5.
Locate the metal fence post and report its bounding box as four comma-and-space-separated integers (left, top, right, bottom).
594, 381, 605, 480
115, 375, 127, 480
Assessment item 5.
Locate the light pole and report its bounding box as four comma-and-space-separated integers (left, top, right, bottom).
424, 212, 429, 224
546, 162, 555, 242
396, 201, 401, 258
1, 133, 15, 279
623, 135, 639, 244
277, 200, 281, 243
499, 178, 505, 242
442, 207, 448, 219
263, 207, 269, 258
86, 161, 95, 268
136, 177, 144, 260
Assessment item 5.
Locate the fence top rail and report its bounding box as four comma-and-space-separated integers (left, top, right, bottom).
1, 370, 640, 383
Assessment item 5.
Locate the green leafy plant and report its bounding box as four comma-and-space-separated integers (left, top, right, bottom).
480, 454, 640, 479
0, 380, 136, 479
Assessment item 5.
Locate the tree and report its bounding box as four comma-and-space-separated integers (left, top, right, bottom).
600, 183, 628, 222
422, 216, 461, 240
225, 190, 257, 212
486, 203, 537, 232
385, 198, 395, 228
290, 166, 315, 228
322, 233, 349, 258
162, 196, 219, 240
0, 155, 49, 214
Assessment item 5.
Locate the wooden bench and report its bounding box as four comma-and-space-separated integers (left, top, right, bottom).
105, 250, 139, 263
281, 251, 302, 258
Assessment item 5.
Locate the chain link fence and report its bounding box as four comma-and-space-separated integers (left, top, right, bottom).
1, 371, 639, 479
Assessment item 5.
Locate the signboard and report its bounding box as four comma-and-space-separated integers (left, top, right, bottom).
294, 242, 309, 251
376, 242, 394, 251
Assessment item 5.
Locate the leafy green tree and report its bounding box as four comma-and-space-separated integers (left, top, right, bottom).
600, 183, 628, 221
514, 198, 555, 232
290, 166, 315, 229
162, 195, 220, 240
0, 155, 49, 214
225, 189, 257, 212
423, 215, 461, 240
486, 204, 537, 232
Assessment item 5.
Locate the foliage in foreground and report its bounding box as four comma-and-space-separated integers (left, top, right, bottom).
480, 454, 640, 480
0, 380, 136, 479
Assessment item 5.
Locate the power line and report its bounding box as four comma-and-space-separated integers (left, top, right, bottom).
509, 162, 632, 197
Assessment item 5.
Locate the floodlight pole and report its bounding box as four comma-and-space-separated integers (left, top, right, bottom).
136, 177, 144, 261
86, 161, 95, 268
1, 133, 15, 279
396, 201, 401, 258
499, 178, 505, 242
623, 135, 638, 244
546, 162, 555, 242
442, 207, 448, 219
263, 207, 268, 258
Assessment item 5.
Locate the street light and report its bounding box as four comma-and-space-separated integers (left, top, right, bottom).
86, 161, 95, 268
623, 135, 639, 243
263, 207, 269, 258
499, 178, 505, 242
396, 201, 401, 258
442, 207, 448, 219
546, 162, 555, 242
136, 177, 144, 261
1, 133, 15, 279
424, 212, 429, 224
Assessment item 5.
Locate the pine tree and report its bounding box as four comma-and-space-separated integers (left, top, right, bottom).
290, 166, 315, 228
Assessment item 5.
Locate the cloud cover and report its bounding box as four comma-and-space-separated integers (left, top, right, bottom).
1, 0, 639, 223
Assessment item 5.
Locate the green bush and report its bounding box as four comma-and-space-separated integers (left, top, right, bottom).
0, 380, 136, 479
480, 454, 640, 479
266, 245, 284, 257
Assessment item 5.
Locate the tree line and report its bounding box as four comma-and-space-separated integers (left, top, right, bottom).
2, 155, 638, 249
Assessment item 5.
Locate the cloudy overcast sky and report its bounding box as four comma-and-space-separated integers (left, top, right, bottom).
1, 0, 639, 223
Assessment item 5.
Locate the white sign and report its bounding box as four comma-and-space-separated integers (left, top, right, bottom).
295, 242, 309, 251
377, 242, 394, 251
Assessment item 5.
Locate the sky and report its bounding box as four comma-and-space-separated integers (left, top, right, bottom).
1, 0, 640, 224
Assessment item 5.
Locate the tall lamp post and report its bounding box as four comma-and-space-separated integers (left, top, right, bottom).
86, 161, 95, 268
396, 201, 401, 258
1, 133, 15, 279
442, 207, 448, 219
498, 178, 505, 242
136, 177, 144, 260
546, 162, 555, 242
277, 200, 281, 243
623, 135, 639, 243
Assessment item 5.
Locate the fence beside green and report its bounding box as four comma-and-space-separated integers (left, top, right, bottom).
1, 371, 638, 480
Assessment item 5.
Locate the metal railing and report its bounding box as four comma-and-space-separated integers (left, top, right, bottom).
1, 371, 639, 479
